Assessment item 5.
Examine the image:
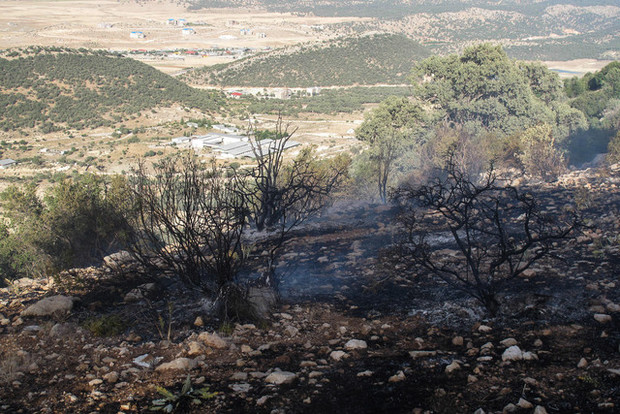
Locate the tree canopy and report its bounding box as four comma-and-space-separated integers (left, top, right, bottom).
410, 44, 586, 138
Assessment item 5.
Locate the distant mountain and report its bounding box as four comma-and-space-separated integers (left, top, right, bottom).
183, 34, 431, 87
0, 47, 223, 132
188, 0, 620, 60
189, 0, 620, 19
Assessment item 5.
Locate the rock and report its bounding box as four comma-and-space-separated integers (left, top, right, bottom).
533, 339, 543, 347
194, 316, 204, 327
187, 341, 206, 356
88, 379, 103, 387
229, 383, 251, 393
21, 296, 74, 317
344, 339, 367, 350
256, 396, 270, 406
445, 361, 461, 374
124, 283, 157, 303
284, 325, 299, 337
330, 350, 347, 361
230, 372, 248, 381
594, 314, 612, 323
473, 409, 485, 414
388, 370, 406, 383
155, 357, 197, 371
607, 368, 620, 376
502, 346, 523, 362
500, 338, 518, 347
357, 370, 373, 377
49, 323, 77, 338
577, 358, 588, 368
132, 354, 152, 369
517, 398, 533, 409
533, 406, 548, 414
467, 375, 478, 384
264, 370, 296, 385
452, 336, 464, 346
198, 332, 227, 349
103, 371, 119, 383
103, 250, 133, 268
240, 344, 252, 353
503, 403, 517, 412
522, 351, 538, 361
520, 269, 536, 278
478, 325, 492, 333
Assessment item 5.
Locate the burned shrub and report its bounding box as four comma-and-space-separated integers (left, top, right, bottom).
392, 156, 580, 315
242, 116, 349, 287
127, 154, 249, 314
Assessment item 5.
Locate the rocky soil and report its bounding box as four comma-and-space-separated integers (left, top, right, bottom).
0, 165, 619, 414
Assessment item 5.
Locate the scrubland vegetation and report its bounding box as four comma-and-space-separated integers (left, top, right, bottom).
0, 47, 223, 132
0, 29, 619, 413
183, 34, 430, 87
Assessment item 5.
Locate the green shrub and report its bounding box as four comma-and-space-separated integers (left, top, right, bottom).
83, 314, 126, 336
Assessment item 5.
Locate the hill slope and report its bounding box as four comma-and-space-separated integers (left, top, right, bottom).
0, 47, 223, 132
183, 34, 431, 88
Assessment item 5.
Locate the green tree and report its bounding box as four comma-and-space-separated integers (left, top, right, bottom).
608, 130, 620, 164
518, 123, 565, 181
411, 44, 569, 137
356, 96, 425, 202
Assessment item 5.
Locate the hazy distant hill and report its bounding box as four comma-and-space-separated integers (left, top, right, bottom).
0, 47, 223, 132
189, 0, 620, 60
189, 0, 620, 18
183, 34, 431, 87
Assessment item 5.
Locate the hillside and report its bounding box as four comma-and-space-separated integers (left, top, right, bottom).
189, 0, 619, 61
183, 34, 431, 88
0, 47, 224, 132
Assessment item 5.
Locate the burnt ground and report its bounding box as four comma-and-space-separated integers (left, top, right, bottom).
0, 165, 619, 414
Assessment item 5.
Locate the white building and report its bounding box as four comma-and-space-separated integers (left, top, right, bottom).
0, 159, 16, 168
181, 28, 195, 36
130, 31, 145, 39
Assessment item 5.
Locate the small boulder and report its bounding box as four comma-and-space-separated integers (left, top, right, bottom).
187, 341, 206, 356
445, 361, 461, 374
330, 350, 347, 361
388, 370, 406, 383
500, 338, 518, 347
517, 398, 533, 409
502, 346, 523, 362
198, 332, 227, 349
533, 406, 548, 414
264, 370, 296, 385
577, 358, 588, 368
22, 296, 74, 317
594, 314, 612, 323
344, 339, 368, 350
103, 371, 119, 383
155, 357, 197, 371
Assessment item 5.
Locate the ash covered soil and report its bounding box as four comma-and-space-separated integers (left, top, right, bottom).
1, 166, 619, 414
